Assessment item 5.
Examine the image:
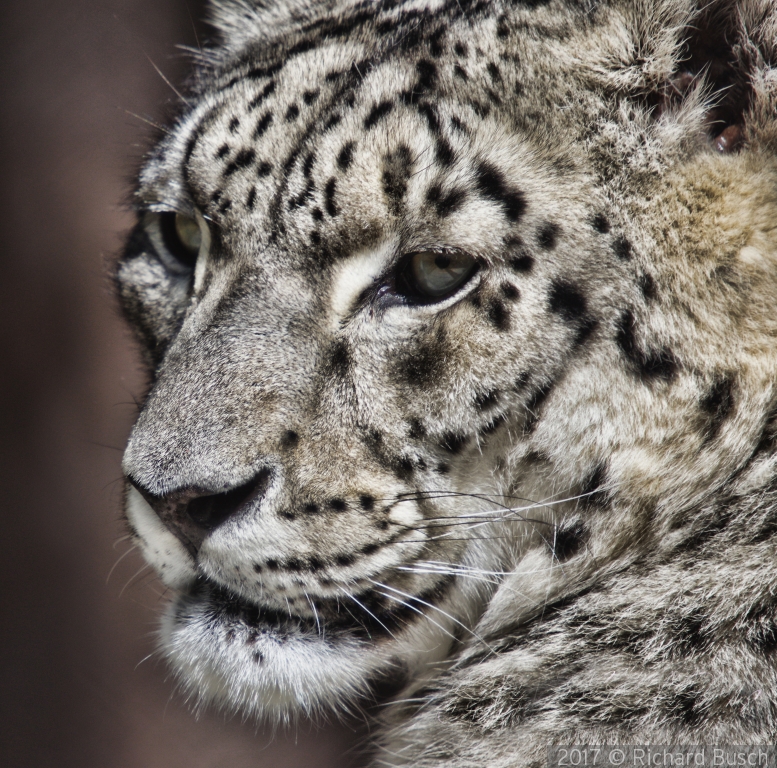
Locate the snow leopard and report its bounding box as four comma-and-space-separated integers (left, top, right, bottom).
116, 0, 777, 764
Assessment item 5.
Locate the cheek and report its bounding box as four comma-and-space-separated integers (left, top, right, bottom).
376, 297, 519, 424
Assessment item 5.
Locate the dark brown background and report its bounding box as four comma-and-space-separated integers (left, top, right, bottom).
0, 1, 360, 765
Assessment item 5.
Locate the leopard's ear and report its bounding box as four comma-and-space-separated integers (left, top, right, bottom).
205, 0, 354, 51
602, 0, 777, 154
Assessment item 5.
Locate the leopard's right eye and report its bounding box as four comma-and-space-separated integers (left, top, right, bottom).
144, 210, 210, 274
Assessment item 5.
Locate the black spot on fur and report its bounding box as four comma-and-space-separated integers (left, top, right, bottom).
359, 495, 375, 511
469, 100, 491, 118
337, 141, 356, 170
450, 115, 467, 132
248, 80, 276, 110
552, 520, 588, 561
487, 298, 511, 331
312, 207, 323, 221
440, 432, 468, 454
483, 86, 502, 105
408, 418, 426, 439
426, 184, 467, 217
416, 59, 438, 91
228, 116, 240, 132
281, 430, 299, 449
613, 235, 632, 260
325, 178, 338, 216
453, 64, 469, 80
382, 145, 413, 208
289, 178, 315, 209
592, 213, 610, 233
365, 100, 394, 129
245, 63, 283, 81
246, 187, 256, 210
673, 687, 704, 727
616, 309, 678, 382
216, 144, 230, 159
639, 272, 658, 301
523, 380, 555, 433
394, 456, 414, 480
336, 553, 355, 567
436, 462, 450, 474
303, 502, 319, 515
475, 162, 526, 222
435, 138, 455, 166
302, 152, 316, 177
480, 413, 506, 436
285, 103, 300, 121
257, 161, 272, 177
508, 249, 534, 272
288, 38, 318, 56
537, 222, 560, 249
700, 374, 735, 441
303, 89, 319, 104
454, 42, 468, 56
224, 148, 256, 176
514, 371, 530, 391
581, 463, 609, 508
549, 279, 587, 320
329, 498, 347, 512
329, 340, 350, 377
487, 62, 502, 83
475, 390, 500, 410
500, 282, 520, 301
429, 28, 446, 57
253, 111, 274, 139
573, 317, 599, 348
399, 327, 447, 387
323, 113, 342, 130
417, 102, 440, 132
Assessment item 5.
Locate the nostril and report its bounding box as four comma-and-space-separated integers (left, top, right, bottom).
128, 468, 272, 555
186, 472, 270, 531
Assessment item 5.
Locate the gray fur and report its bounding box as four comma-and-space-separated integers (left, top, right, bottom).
117, 0, 777, 762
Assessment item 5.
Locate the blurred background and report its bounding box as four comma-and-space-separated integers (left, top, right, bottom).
0, 1, 360, 765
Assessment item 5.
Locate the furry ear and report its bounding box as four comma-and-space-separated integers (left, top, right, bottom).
205, 0, 353, 51
610, 0, 777, 154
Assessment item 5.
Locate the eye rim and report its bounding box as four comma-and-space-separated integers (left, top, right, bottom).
393, 247, 480, 305
142, 209, 211, 275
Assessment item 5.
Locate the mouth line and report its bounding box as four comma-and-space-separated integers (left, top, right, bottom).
180, 573, 457, 640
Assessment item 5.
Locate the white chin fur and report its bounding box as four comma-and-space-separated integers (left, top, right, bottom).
125, 486, 197, 590
160, 584, 458, 722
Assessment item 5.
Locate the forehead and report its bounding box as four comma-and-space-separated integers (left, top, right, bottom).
137, 20, 577, 273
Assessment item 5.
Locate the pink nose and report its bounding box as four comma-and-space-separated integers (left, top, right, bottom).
127, 468, 272, 555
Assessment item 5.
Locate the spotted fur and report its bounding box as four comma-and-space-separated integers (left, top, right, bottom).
117, 0, 777, 764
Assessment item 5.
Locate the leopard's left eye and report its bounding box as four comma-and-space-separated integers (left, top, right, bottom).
143, 209, 211, 276
396, 250, 478, 302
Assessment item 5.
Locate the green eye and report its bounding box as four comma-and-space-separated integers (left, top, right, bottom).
397, 250, 478, 302
158, 212, 203, 269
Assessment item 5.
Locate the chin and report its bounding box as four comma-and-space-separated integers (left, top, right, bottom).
159, 576, 462, 722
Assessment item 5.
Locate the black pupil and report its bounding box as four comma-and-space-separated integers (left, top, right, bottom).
159, 212, 199, 269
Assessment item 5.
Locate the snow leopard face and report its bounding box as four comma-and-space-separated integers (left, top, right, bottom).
117, 0, 777, 736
